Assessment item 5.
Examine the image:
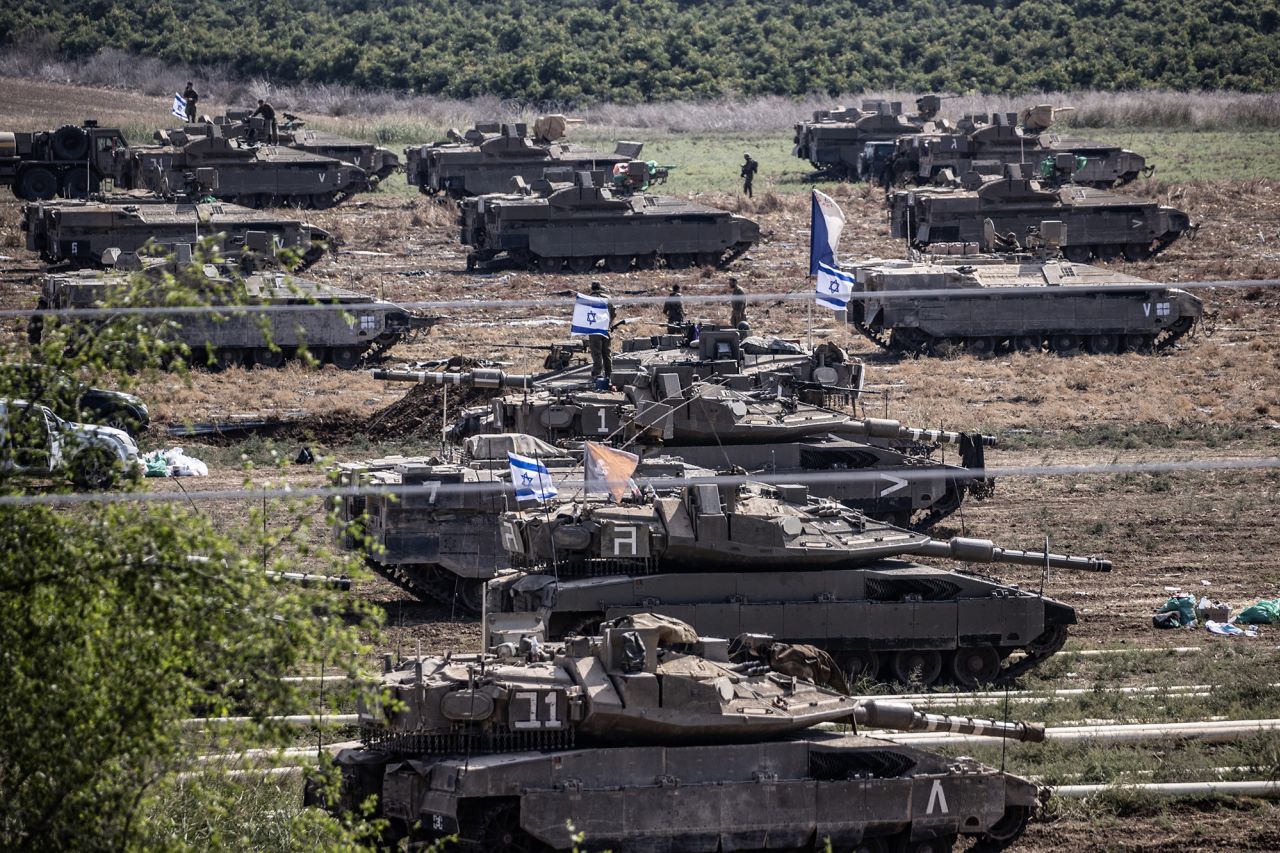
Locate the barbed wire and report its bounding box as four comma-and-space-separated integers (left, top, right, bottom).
1, 454, 1277, 508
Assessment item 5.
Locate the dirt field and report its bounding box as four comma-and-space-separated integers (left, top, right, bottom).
3, 77, 1280, 851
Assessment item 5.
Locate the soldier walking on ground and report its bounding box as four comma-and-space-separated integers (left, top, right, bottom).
252, 99, 279, 144
662, 283, 684, 332
588, 281, 617, 384
183, 82, 199, 123
740, 153, 758, 198
729, 278, 747, 328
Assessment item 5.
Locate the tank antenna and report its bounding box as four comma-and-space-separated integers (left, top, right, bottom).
1040, 534, 1050, 599
441, 382, 448, 458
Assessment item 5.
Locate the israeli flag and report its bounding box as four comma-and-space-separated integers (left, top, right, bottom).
810, 189, 851, 310
508, 452, 558, 502
815, 261, 856, 310
171, 93, 188, 121
570, 292, 610, 337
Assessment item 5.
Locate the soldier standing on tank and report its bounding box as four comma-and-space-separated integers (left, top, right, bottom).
183, 82, 199, 123
728, 278, 747, 328
588, 281, 617, 384
252, 99, 279, 144
662, 283, 685, 332
740, 153, 758, 198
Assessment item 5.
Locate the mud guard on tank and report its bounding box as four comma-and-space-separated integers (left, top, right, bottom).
1041, 598, 1077, 626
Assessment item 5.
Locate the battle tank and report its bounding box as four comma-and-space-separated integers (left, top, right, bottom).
20, 196, 331, 269
317, 614, 1044, 851
792, 95, 949, 180
844, 223, 1204, 356
34, 242, 428, 369
459, 168, 759, 273
489, 481, 1110, 687
889, 168, 1193, 261
891, 105, 1151, 188
159, 110, 402, 184
406, 115, 643, 198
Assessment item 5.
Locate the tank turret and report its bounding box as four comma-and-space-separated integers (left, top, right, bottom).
489, 482, 1109, 686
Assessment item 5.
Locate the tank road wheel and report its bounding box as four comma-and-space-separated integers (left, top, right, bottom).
949, 646, 1001, 688
1063, 245, 1092, 263
537, 255, 565, 273
567, 256, 598, 274
635, 253, 658, 270
1049, 334, 1080, 356
310, 193, 338, 210
211, 348, 246, 371
62, 170, 100, 199
969, 805, 1032, 853
1026, 623, 1068, 657
1123, 242, 1152, 262
18, 167, 59, 201
889, 650, 942, 687
604, 254, 633, 273
1123, 333, 1154, 354
696, 251, 721, 268
1094, 244, 1122, 261
252, 347, 286, 368
664, 252, 695, 270
452, 577, 485, 617
840, 650, 881, 684
459, 800, 540, 853
329, 346, 363, 370
1086, 334, 1120, 355
849, 838, 890, 853
1012, 335, 1043, 353
967, 337, 997, 359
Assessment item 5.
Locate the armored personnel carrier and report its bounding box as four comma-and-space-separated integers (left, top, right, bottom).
35, 244, 426, 369
792, 95, 948, 180
406, 115, 643, 198
459, 168, 760, 272
159, 111, 402, 185
892, 105, 1151, 188
889, 170, 1192, 262
490, 482, 1110, 687
20, 197, 330, 269
845, 227, 1204, 356
317, 615, 1043, 851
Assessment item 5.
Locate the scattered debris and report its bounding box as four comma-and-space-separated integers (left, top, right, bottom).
143, 447, 208, 477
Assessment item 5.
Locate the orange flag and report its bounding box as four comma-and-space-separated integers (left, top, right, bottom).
584, 441, 639, 501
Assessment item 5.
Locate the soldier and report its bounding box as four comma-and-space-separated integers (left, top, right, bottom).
728, 278, 747, 327
588, 281, 616, 384
740, 153, 759, 198
661, 283, 684, 332
251, 99, 279, 145
182, 82, 199, 123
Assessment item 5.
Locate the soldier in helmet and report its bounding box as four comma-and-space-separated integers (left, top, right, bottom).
661, 283, 685, 332
728, 278, 747, 328
740, 153, 759, 198
588, 281, 617, 384
182, 82, 199, 123
251, 99, 279, 145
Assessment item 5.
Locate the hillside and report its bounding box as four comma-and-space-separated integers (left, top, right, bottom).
2, 0, 1278, 101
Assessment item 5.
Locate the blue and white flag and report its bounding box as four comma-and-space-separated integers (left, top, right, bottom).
171, 93, 188, 121
570, 292, 610, 337
508, 452, 558, 502
810, 189, 851, 310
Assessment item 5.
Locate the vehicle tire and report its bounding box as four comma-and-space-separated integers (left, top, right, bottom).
1063, 244, 1092, 263
70, 447, 119, 490
949, 646, 1000, 687
696, 251, 721, 267
664, 253, 695, 270
889, 649, 942, 686
1086, 334, 1120, 355
1123, 333, 1153, 354
604, 254, 632, 273
101, 413, 142, 438
1012, 335, 1042, 353
18, 167, 59, 201
329, 346, 363, 370
61, 170, 99, 199
840, 650, 881, 683
567, 256, 598, 274
51, 125, 90, 161
537, 255, 565, 273
967, 337, 996, 358
1123, 242, 1152, 262
252, 347, 286, 368
1049, 333, 1080, 356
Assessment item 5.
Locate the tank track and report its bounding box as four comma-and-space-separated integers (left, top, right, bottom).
364, 559, 482, 616
993, 624, 1068, 686
1155, 316, 1197, 351
851, 317, 894, 352
716, 240, 755, 270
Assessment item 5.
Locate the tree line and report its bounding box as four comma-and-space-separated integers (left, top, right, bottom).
1, 0, 1277, 102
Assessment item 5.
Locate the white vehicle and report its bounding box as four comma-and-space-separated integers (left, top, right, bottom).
0, 397, 141, 489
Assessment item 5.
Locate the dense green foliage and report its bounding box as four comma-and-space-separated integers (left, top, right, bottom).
3, 0, 1278, 101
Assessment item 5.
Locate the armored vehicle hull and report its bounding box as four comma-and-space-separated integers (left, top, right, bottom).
333, 733, 1038, 852
889, 177, 1192, 262
460, 177, 759, 273
38, 264, 422, 370
845, 254, 1203, 356
21, 198, 329, 269
792, 98, 939, 180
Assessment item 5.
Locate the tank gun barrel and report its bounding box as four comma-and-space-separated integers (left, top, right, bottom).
370, 367, 537, 390
855, 699, 1045, 742
845, 417, 997, 448
911, 536, 1112, 572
